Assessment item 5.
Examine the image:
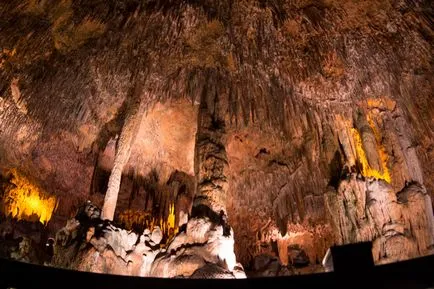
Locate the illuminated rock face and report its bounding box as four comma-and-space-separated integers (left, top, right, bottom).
325, 177, 434, 264
1, 0, 434, 277
51, 203, 156, 276
150, 217, 241, 278
116, 204, 177, 241
351, 122, 391, 183
51, 203, 245, 278
1, 169, 57, 225
226, 104, 434, 269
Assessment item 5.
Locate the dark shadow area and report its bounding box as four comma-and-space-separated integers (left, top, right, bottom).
328, 150, 343, 189
330, 242, 374, 273
1, 254, 434, 289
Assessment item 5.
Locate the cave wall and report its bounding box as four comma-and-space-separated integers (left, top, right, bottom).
226, 99, 434, 266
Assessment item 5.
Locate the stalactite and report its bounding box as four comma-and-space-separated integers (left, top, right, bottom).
1, 169, 58, 225
1, 0, 433, 275
116, 203, 178, 243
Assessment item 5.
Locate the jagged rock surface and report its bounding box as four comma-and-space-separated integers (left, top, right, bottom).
325, 176, 434, 264
150, 217, 246, 278
51, 204, 163, 276
0, 0, 433, 274
50, 203, 246, 278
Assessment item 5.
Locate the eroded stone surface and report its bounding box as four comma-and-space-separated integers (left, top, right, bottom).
0, 0, 433, 275
52, 216, 162, 276
325, 176, 434, 264
150, 217, 244, 278
50, 204, 246, 278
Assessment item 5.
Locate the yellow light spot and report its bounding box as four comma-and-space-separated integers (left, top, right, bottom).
366, 97, 396, 111
351, 128, 391, 183
366, 98, 383, 108
117, 202, 178, 245
167, 203, 175, 230
2, 169, 58, 225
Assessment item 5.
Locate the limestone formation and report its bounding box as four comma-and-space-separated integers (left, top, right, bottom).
102, 79, 145, 221
143, 77, 245, 278
150, 217, 244, 278
325, 176, 434, 264
150, 227, 163, 245
50, 202, 246, 278
0, 0, 433, 278
193, 83, 230, 218
52, 207, 162, 276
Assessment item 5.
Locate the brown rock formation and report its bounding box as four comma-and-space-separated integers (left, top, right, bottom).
0, 0, 433, 276
193, 74, 230, 217
148, 74, 243, 278
325, 177, 434, 264
102, 79, 144, 221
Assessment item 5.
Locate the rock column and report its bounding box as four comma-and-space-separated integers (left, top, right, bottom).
192, 84, 229, 220
101, 81, 144, 221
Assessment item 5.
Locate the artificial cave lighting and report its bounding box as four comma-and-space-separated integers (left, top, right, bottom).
117, 203, 178, 243
351, 127, 391, 183
0, 0, 433, 283
1, 169, 58, 225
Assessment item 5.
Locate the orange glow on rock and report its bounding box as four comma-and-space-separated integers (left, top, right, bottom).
366, 97, 396, 111
117, 203, 178, 243
2, 169, 58, 225
351, 128, 391, 183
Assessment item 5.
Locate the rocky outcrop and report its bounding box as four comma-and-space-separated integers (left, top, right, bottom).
150, 217, 245, 278
52, 204, 161, 276
75, 225, 161, 276
325, 176, 434, 264
51, 202, 246, 278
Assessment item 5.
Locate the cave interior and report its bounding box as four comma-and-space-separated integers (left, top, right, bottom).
0, 0, 433, 279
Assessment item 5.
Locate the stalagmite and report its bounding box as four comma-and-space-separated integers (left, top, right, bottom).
101, 80, 144, 221
193, 84, 229, 219
148, 78, 244, 278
